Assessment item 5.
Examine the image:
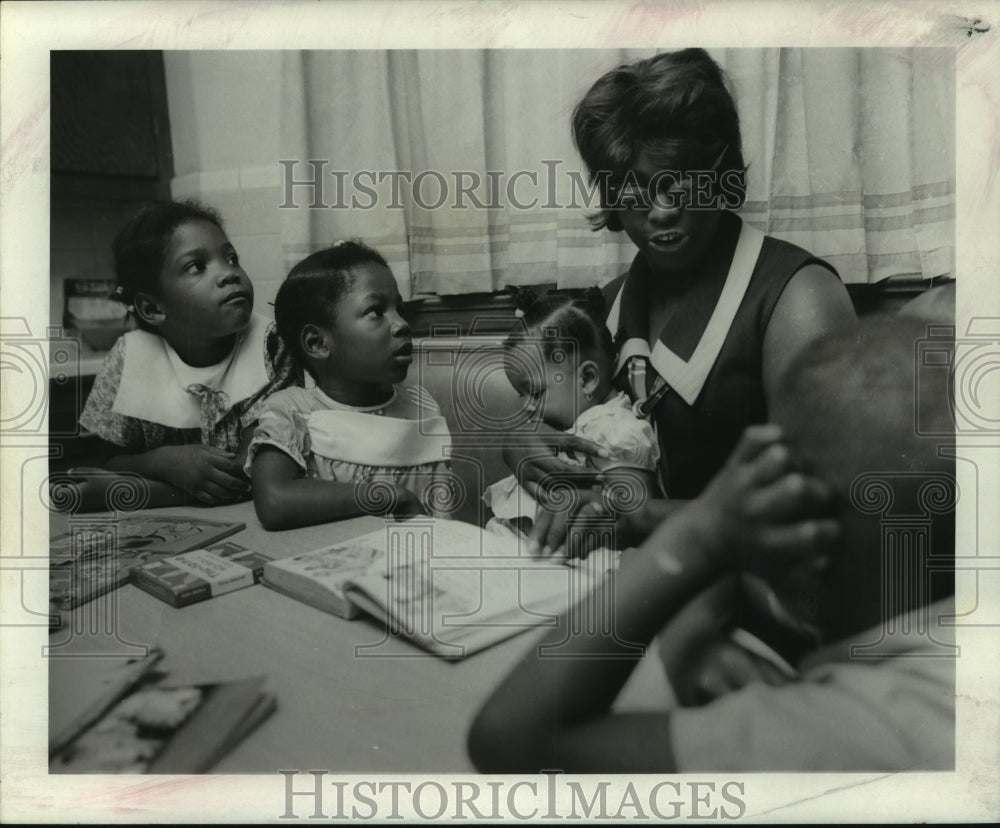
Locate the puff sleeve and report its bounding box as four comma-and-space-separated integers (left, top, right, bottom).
576, 406, 660, 471
244, 388, 311, 475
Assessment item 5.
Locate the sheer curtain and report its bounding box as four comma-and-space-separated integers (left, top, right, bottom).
278, 48, 954, 296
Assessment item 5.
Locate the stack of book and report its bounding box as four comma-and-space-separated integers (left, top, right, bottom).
49, 515, 247, 611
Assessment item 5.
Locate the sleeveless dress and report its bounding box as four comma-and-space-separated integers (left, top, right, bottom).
602, 210, 840, 498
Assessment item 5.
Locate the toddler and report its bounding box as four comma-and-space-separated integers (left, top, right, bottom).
78, 200, 298, 506
248, 241, 451, 530
485, 289, 660, 555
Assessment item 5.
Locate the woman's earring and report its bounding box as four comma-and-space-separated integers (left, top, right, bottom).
584, 391, 594, 401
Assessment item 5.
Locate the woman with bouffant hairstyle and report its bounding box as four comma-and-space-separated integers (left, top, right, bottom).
569, 48, 856, 501
573, 48, 748, 233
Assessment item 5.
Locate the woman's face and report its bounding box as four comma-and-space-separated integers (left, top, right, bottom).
615, 150, 724, 276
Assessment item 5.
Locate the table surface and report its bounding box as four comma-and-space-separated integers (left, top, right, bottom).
48, 502, 670, 773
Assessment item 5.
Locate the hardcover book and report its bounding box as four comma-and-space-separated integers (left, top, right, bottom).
50, 515, 246, 610
262, 518, 615, 659
131, 541, 274, 608
50, 648, 274, 774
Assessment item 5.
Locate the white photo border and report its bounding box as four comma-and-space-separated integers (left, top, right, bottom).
1, 0, 998, 822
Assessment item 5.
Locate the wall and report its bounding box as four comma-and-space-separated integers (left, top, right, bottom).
50, 199, 132, 327
163, 51, 287, 319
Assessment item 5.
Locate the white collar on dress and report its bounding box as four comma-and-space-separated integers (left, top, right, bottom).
307, 405, 450, 468
112, 313, 270, 429
310, 385, 398, 413
605, 220, 764, 406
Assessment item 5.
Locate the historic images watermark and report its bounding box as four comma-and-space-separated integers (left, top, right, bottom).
278, 159, 745, 212
917, 319, 1000, 630
277, 770, 748, 820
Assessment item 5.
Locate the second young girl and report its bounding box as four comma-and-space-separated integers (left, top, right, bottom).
248, 241, 452, 530
485, 289, 660, 556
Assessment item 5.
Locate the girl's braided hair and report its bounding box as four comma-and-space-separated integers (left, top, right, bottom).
273, 240, 389, 377
505, 286, 614, 364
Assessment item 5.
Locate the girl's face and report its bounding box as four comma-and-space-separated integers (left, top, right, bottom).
324, 262, 412, 390
616, 150, 724, 276
152, 220, 254, 353
505, 342, 582, 431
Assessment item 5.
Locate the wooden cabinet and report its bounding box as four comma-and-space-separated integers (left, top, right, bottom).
49, 51, 175, 467
51, 51, 173, 202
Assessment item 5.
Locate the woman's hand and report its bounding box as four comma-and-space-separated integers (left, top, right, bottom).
527, 468, 661, 558
154, 444, 251, 505
501, 424, 609, 501
655, 576, 793, 707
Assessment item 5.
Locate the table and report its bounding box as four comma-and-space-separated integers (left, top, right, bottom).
48, 502, 671, 773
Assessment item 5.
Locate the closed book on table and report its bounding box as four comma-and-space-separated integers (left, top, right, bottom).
50, 654, 276, 775
131, 542, 273, 608
263, 543, 382, 620
50, 515, 245, 610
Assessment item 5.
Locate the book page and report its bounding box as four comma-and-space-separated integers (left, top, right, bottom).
344, 519, 616, 653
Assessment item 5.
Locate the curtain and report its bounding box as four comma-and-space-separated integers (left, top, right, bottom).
279, 48, 954, 296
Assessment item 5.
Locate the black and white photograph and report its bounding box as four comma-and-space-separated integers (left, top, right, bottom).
1, 1, 998, 823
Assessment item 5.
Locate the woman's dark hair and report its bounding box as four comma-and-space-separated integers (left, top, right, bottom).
505, 286, 614, 366
571, 48, 747, 231
111, 199, 225, 331
274, 240, 390, 374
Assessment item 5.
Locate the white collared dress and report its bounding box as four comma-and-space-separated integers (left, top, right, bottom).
245, 384, 452, 508
79, 313, 299, 453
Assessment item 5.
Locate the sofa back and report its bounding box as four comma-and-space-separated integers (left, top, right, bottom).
411, 337, 526, 525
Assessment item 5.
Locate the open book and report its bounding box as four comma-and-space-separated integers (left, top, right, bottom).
263, 518, 617, 659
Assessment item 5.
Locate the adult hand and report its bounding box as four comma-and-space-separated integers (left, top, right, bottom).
527, 468, 661, 558
665, 631, 795, 706
154, 444, 251, 505
527, 483, 605, 559
655, 577, 793, 708
501, 424, 609, 504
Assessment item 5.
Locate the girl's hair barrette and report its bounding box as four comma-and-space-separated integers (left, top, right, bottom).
108, 284, 135, 314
